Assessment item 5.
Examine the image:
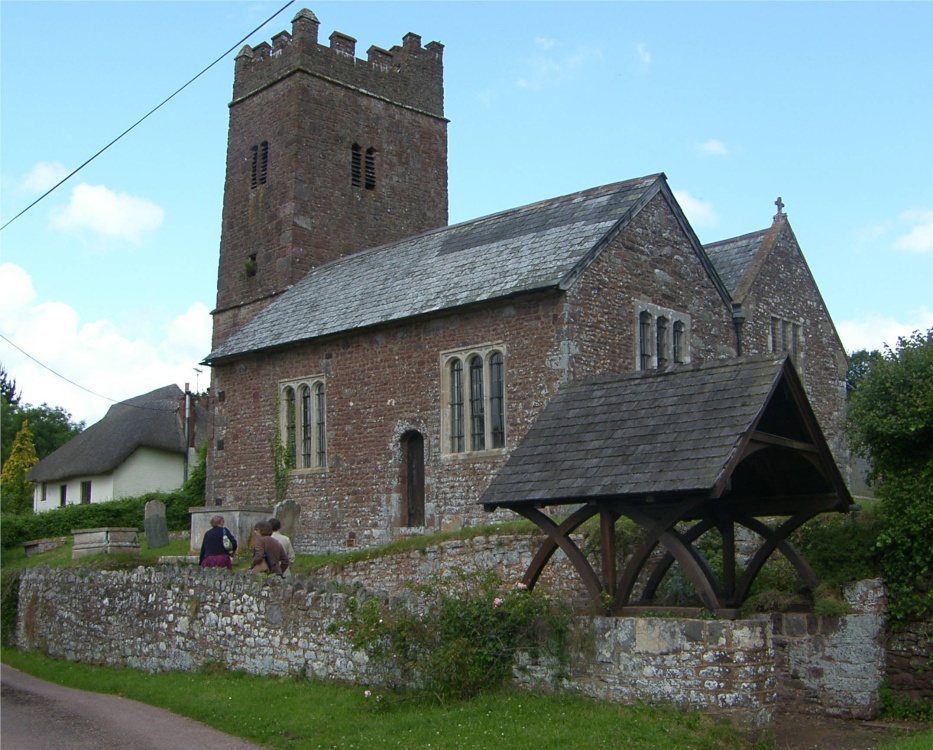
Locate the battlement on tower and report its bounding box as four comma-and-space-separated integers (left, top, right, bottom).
233, 8, 445, 118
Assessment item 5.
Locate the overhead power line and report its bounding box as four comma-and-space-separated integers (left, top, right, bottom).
0, 332, 176, 412
0, 0, 295, 232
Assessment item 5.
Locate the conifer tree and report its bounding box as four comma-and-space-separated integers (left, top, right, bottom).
1, 419, 39, 515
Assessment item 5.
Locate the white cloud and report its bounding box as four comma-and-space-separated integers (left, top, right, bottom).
697, 139, 729, 157
50, 182, 164, 244
836, 307, 933, 353
0, 262, 37, 314
893, 209, 933, 254
672, 190, 718, 229
514, 40, 601, 90
19, 161, 70, 194
636, 42, 651, 68
0, 263, 212, 426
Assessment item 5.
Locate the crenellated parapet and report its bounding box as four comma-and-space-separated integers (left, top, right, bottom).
233, 8, 444, 117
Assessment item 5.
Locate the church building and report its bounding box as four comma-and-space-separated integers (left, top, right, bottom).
204, 9, 848, 555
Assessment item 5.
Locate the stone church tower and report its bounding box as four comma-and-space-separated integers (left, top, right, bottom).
212, 9, 448, 347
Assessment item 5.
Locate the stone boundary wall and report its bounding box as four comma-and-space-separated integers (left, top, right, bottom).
321, 534, 591, 606
15, 541, 888, 727
769, 580, 887, 719
886, 621, 933, 706
517, 616, 776, 727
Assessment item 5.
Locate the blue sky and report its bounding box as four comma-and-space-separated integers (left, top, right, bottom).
2, 1, 931, 426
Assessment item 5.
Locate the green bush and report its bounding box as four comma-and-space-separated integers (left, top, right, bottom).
874, 469, 933, 625
1, 569, 20, 647
793, 508, 882, 589
880, 681, 933, 722
0, 490, 193, 550
340, 571, 570, 701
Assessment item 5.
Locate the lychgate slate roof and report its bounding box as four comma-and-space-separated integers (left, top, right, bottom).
481, 356, 813, 507
704, 229, 769, 298
207, 174, 702, 363
28, 385, 201, 483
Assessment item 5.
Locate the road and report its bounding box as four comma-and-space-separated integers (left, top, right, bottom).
0, 666, 268, 750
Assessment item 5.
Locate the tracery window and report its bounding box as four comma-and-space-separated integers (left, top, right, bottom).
280, 376, 327, 469
770, 315, 802, 361
673, 321, 686, 364
443, 345, 506, 455
635, 302, 690, 371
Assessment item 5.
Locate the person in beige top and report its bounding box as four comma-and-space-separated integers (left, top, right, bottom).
249, 521, 289, 576
268, 517, 296, 577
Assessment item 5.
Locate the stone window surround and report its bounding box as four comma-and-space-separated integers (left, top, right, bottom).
634, 300, 691, 370
440, 343, 507, 458
770, 314, 803, 364
279, 375, 327, 472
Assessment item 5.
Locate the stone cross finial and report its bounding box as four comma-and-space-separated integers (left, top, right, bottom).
774, 197, 785, 220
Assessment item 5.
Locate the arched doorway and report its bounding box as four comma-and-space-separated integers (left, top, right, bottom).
400, 431, 425, 527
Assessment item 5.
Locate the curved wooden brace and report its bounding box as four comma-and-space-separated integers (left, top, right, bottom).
512, 505, 605, 608
641, 517, 716, 601
613, 498, 723, 614
734, 509, 823, 603
522, 504, 599, 589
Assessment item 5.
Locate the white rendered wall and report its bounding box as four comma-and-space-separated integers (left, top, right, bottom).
33, 473, 114, 514
112, 447, 184, 499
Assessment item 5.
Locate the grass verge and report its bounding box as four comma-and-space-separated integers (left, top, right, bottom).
1, 648, 771, 750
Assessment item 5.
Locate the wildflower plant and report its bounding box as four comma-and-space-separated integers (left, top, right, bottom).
343, 571, 569, 701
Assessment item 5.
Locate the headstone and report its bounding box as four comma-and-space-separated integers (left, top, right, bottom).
274, 500, 301, 542
144, 499, 170, 549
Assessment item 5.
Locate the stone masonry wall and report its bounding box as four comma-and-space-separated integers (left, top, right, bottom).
518, 616, 776, 728
213, 10, 447, 348
210, 193, 745, 556
564, 193, 736, 380
15, 540, 888, 727
736, 218, 849, 462
209, 294, 568, 554
885, 620, 933, 707
770, 579, 887, 719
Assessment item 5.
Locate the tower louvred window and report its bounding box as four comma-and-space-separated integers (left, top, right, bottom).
351, 144, 362, 187
365, 147, 376, 189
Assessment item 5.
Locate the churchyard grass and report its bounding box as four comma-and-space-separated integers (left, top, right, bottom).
0, 535, 193, 572
1, 647, 771, 750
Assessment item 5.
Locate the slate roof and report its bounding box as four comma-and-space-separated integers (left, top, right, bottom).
481, 356, 795, 507
28, 385, 204, 483
206, 174, 670, 363
704, 229, 769, 298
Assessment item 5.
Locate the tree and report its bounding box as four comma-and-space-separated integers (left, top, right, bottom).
1, 364, 22, 468
20, 403, 85, 461
846, 328, 933, 623
846, 348, 882, 395
0, 365, 84, 468
1, 420, 39, 515
846, 329, 933, 479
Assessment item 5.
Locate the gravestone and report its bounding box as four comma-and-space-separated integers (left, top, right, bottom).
274, 500, 301, 542
144, 499, 170, 549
